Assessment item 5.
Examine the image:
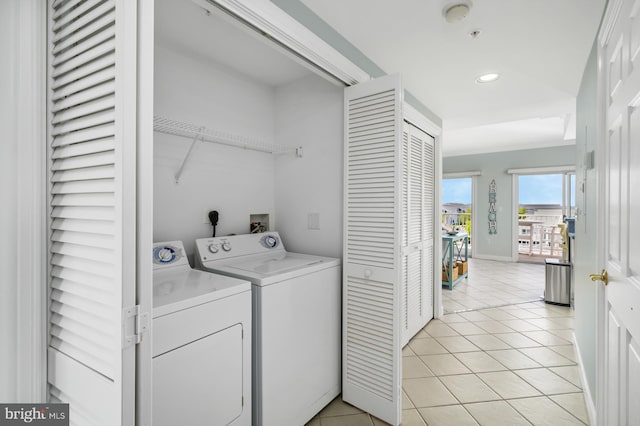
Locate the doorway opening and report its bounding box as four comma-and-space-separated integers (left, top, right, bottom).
442, 177, 473, 257
517, 173, 575, 262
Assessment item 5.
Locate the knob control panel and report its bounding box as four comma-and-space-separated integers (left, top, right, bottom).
221, 241, 232, 252
208, 244, 219, 254
153, 244, 182, 265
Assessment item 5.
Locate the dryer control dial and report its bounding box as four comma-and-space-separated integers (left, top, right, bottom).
153, 245, 180, 265
208, 244, 219, 254
221, 241, 232, 252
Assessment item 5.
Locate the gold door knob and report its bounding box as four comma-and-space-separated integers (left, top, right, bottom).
589, 269, 608, 286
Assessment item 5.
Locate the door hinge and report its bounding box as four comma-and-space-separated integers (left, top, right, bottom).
123, 305, 150, 348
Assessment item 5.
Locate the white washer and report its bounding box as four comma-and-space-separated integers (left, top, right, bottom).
152, 241, 251, 426
194, 232, 341, 426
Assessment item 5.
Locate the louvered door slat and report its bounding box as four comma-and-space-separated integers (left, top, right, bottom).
47, 1, 136, 423
344, 74, 402, 426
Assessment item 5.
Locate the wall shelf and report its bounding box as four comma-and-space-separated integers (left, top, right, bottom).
153, 115, 303, 183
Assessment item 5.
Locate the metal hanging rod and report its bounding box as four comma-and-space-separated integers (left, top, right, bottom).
153, 115, 303, 183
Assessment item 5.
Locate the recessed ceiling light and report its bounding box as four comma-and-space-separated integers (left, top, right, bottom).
476, 73, 500, 83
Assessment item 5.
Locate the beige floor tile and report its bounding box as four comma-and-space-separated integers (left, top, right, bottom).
403, 356, 434, 379
477, 371, 542, 399
481, 309, 519, 321
440, 313, 469, 323
458, 311, 493, 322
504, 309, 541, 319
318, 397, 364, 417
419, 353, 472, 376
408, 337, 448, 355
424, 322, 460, 337
319, 413, 373, 426
549, 366, 583, 388
448, 322, 488, 335
525, 318, 571, 330
486, 349, 541, 369
371, 409, 427, 426
464, 401, 531, 426
439, 374, 501, 403
403, 377, 458, 408
418, 405, 479, 426
550, 393, 590, 424
518, 347, 575, 367
465, 334, 512, 351
454, 351, 508, 373
508, 396, 585, 425
403, 390, 414, 409
403, 345, 416, 357
514, 368, 581, 394
521, 330, 572, 346
499, 319, 543, 332
474, 320, 516, 334
494, 332, 543, 348
549, 344, 577, 362
435, 336, 481, 353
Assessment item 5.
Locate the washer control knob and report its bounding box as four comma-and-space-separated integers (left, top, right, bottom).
158, 248, 173, 261
221, 241, 232, 252
263, 235, 279, 248
208, 244, 218, 254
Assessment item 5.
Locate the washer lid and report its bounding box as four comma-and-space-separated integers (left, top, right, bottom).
203, 252, 341, 285
153, 269, 250, 318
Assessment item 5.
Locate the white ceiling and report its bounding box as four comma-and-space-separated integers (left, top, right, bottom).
156, 0, 606, 156
299, 0, 605, 156
155, 0, 310, 87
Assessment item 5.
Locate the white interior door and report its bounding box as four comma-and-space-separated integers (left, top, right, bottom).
598, 1, 640, 424
343, 74, 403, 426
47, 1, 139, 424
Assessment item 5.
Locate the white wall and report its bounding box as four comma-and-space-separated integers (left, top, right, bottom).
274, 75, 344, 258
154, 44, 278, 255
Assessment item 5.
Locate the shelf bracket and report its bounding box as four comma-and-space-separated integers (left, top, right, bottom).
174, 127, 204, 184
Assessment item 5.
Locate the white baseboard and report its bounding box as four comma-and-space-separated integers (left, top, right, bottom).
472, 254, 515, 262
572, 332, 597, 426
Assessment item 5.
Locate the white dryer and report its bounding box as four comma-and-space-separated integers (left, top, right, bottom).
194, 232, 341, 426
152, 241, 251, 426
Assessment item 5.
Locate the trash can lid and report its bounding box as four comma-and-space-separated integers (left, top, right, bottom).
545, 258, 571, 266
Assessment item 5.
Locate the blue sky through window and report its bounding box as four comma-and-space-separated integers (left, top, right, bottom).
519, 174, 562, 204
442, 178, 472, 204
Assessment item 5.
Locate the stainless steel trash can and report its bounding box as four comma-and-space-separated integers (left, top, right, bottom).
545, 258, 572, 305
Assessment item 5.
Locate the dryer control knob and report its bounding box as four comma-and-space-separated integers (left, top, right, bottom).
208, 244, 218, 254
221, 241, 232, 252
158, 248, 173, 261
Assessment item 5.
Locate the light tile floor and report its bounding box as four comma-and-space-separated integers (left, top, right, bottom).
308, 300, 589, 425
442, 258, 545, 313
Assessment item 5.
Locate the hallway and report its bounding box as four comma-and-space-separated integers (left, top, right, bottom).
310, 300, 587, 425
309, 259, 589, 426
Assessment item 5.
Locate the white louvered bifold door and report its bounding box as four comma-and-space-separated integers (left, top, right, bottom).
400, 123, 435, 346
343, 74, 403, 426
47, 1, 138, 424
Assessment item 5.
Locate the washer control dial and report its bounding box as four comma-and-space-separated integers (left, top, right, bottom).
262, 234, 279, 249
208, 244, 219, 254
221, 241, 232, 252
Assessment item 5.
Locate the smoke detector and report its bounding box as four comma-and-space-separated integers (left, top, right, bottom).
444, 3, 471, 23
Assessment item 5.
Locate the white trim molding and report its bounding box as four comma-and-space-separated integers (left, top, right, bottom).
404, 103, 441, 137
506, 165, 576, 175
443, 171, 481, 178
194, 0, 371, 85
472, 254, 516, 263
573, 333, 597, 426
15, 0, 47, 403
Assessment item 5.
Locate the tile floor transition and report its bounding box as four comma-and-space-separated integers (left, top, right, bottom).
308, 260, 589, 425
442, 258, 545, 313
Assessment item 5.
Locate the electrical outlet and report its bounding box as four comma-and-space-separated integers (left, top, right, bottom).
203, 208, 215, 224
